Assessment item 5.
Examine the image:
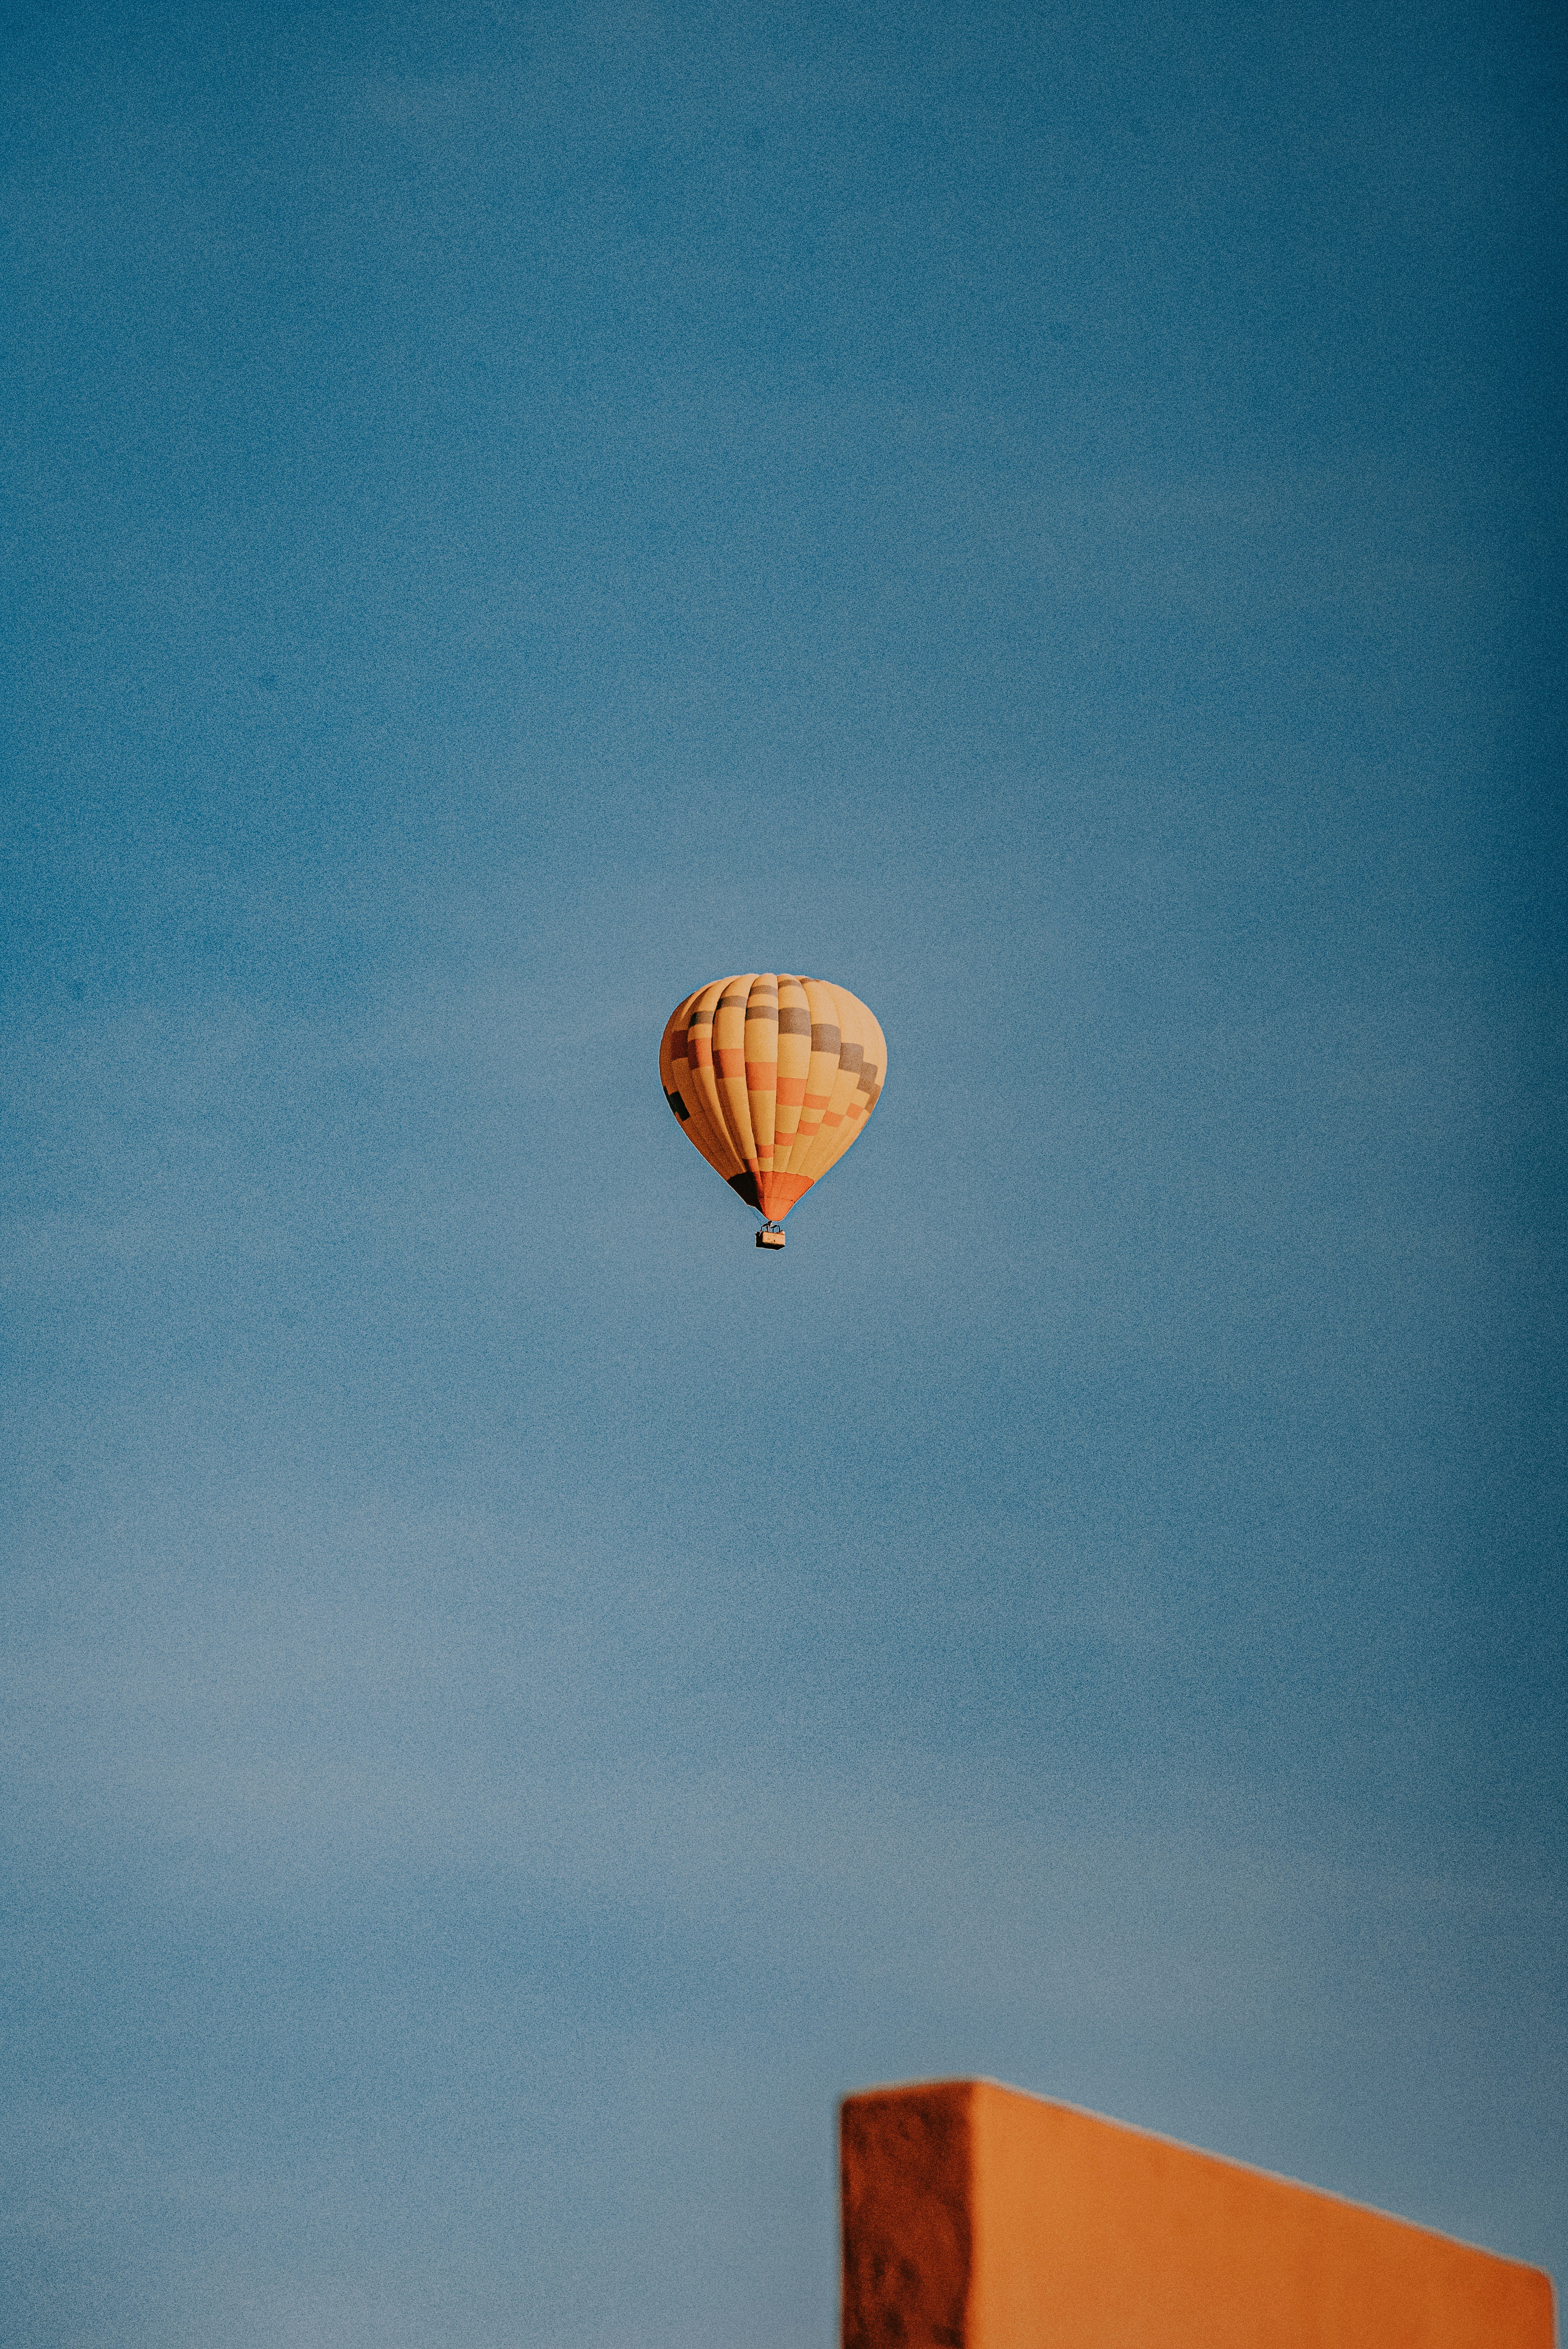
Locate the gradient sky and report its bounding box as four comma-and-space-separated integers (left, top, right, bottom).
3, 0, 1564, 2342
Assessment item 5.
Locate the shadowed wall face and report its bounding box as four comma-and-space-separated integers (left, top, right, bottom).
841, 2080, 1557, 2349
842, 2089, 972, 2349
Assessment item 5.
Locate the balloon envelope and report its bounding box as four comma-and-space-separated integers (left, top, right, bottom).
659, 973, 887, 1222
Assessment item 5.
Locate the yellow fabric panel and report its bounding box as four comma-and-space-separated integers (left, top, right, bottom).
663, 982, 742, 1180
690, 976, 748, 1174
834, 986, 886, 1178
711, 977, 759, 1174
773, 974, 813, 1166
783, 977, 846, 1178
792, 980, 884, 1185
658, 993, 695, 1146
684, 978, 741, 1174
838, 992, 886, 1164
745, 973, 779, 1170
803, 982, 864, 1184
857, 1002, 888, 1133
657, 994, 692, 1125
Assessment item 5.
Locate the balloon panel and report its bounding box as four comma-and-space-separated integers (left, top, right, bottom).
660, 974, 887, 1221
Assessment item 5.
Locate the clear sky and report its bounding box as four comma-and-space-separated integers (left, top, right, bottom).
2, 0, 1563, 2342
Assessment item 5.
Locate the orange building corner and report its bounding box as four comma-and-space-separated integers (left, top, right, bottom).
841, 2076, 1556, 2348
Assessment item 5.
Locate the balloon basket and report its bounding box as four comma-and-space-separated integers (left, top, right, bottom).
756, 1224, 786, 1250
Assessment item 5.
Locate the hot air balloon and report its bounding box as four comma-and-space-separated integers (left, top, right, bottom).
659, 973, 887, 1248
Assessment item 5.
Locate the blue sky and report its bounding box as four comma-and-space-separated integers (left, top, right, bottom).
3, 0, 1563, 2341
